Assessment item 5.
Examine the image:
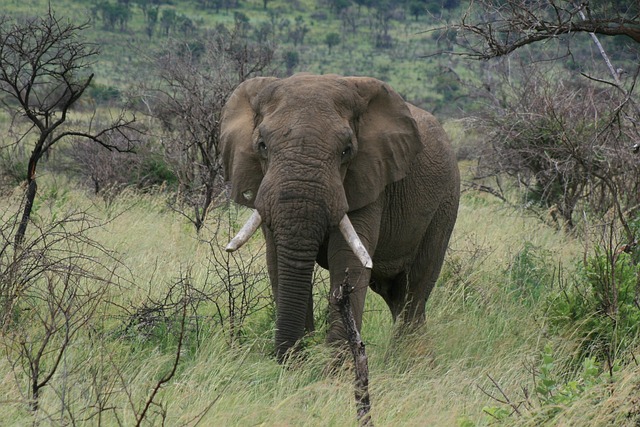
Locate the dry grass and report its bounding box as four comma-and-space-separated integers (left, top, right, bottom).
2, 168, 638, 426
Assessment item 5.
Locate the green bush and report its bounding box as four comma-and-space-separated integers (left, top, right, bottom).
140, 152, 179, 188
87, 82, 122, 104
469, 344, 608, 426
548, 239, 640, 362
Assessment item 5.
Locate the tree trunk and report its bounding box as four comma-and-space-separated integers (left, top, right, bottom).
14, 178, 37, 249
14, 146, 42, 249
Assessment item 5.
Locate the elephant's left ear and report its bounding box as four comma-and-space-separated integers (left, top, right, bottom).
220, 77, 278, 208
343, 77, 424, 211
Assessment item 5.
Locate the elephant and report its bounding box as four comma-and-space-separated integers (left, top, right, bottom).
220, 74, 460, 361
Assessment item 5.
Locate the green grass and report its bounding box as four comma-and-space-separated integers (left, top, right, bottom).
0, 165, 603, 426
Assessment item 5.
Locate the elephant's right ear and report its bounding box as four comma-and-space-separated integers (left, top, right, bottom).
220, 77, 278, 208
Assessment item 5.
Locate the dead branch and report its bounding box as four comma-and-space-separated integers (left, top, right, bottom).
463, 182, 507, 202
444, 0, 640, 60
332, 269, 373, 426
478, 374, 524, 417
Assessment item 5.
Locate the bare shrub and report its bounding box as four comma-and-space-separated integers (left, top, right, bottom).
205, 207, 271, 345
114, 276, 191, 427
118, 207, 271, 349
141, 22, 275, 231
62, 128, 175, 204
441, 0, 639, 243
120, 270, 211, 349
470, 62, 640, 230
0, 209, 121, 414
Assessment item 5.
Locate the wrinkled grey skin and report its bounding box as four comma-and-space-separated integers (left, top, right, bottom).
220, 74, 460, 361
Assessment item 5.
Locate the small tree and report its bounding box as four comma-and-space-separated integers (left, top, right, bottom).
325, 32, 341, 54
160, 8, 177, 36
288, 16, 309, 47
283, 49, 300, 75
143, 23, 275, 231
0, 9, 137, 248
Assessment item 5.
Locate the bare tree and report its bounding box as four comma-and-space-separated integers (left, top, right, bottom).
0, 9, 138, 247
141, 22, 275, 231
448, 0, 639, 59
442, 0, 639, 231
470, 62, 639, 228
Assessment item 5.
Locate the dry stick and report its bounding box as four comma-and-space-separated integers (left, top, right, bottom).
478, 374, 523, 417
575, 6, 621, 86
333, 269, 373, 426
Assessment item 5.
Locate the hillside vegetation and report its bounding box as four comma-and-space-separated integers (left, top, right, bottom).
3, 0, 472, 115
1, 0, 640, 425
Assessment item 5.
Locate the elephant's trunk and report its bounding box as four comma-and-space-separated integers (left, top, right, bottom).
227, 209, 372, 362
273, 242, 318, 360
268, 193, 330, 361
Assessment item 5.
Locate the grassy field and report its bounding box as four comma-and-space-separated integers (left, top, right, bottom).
4, 150, 638, 426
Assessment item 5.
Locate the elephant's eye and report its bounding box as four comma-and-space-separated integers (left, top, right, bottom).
341, 145, 353, 163
257, 139, 268, 159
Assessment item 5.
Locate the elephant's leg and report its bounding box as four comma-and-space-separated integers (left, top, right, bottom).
263, 225, 315, 333
306, 287, 315, 333
326, 259, 371, 346
376, 273, 409, 322
326, 203, 381, 346
397, 206, 457, 326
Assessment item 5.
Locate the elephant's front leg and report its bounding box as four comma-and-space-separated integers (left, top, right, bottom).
326, 203, 381, 347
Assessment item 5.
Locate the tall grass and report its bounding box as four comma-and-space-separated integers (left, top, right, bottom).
1, 168, 602, 426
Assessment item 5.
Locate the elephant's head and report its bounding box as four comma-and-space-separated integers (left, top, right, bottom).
220, 74, 423, 359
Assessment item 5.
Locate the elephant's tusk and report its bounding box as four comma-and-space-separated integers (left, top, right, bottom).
226, 210, 262, 252
339, 215, 373, 269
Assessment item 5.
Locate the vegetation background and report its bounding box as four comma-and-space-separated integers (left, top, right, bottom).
0, 0, 638, 425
